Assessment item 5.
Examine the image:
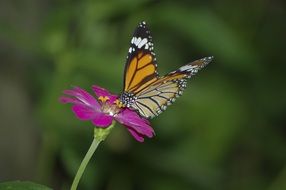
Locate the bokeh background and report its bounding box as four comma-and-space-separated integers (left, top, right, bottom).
1, 0, 286, 190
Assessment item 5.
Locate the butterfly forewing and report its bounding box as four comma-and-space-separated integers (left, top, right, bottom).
176, 56, 213, 76
123, 22, 158, 92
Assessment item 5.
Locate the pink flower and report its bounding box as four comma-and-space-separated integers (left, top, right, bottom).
60, 85, 154, 142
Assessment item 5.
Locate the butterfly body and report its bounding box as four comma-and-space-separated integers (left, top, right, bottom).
119, 21, 213, 119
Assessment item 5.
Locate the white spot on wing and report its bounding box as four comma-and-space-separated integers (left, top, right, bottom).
145, 44, 149, 49
179, 65, 197, 72
135, 37, 141, 46
138, 38, 148, 48
131, 37, 138, 45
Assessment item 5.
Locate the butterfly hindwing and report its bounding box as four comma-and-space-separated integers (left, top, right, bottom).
132, 74, 187, 118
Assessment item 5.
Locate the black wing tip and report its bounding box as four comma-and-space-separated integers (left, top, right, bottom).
200, 56, 214, 67
139, 21, 147, 25
178, 56, 213, 74
134, 21, 151, 35
137, 21, 147, 28
204, 56, 214, 63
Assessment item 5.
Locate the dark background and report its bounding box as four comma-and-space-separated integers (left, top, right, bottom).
1, 0, 286, 190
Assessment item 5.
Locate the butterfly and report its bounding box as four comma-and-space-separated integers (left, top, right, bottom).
119, 21, 213, 119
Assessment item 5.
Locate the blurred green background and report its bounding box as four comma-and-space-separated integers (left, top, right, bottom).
1, 0, 286, 190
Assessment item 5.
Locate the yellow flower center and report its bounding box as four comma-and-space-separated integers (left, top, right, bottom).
98, 96, 124, 116
98, 96, 110, 103
114, 99, 124, 108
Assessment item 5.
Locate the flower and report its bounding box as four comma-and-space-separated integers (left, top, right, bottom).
59, 85, 154, 142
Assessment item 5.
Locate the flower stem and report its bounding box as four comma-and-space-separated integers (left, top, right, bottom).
70, 122, 115, 190
70, 137, 100, 190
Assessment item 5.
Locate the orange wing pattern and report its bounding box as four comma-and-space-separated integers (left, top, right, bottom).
120, 21, 213, 118
124, 52, 157, 93
123, 21, 158, 93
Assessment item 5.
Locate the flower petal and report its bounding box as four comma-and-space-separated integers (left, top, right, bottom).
92, 113, 113, 127
92, 85, 111, 97
64, 87, 100, 108
59, 96, 81, 104
115, 108, 154, 141
127, 128, 145, 142
92, 85, 118, 103
61, 86, 116, 128
72, 104, 96, 120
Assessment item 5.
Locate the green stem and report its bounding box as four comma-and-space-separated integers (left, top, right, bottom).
70, 122, 115, 190
70, 137, 100, 190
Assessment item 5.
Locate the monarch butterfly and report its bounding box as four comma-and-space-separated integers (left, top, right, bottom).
119, 21, 213, 119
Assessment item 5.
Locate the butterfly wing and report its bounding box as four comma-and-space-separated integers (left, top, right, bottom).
130, 56, 213, 118
120, 21, 213, 118
123, 21, 158, 93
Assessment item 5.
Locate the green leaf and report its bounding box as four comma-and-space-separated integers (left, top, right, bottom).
0, 181, 52, 190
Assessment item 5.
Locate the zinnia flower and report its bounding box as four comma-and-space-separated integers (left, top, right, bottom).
60, 85, 154, 142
